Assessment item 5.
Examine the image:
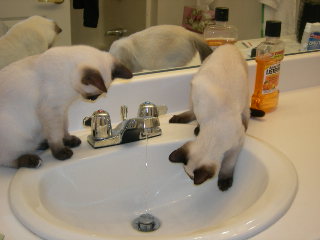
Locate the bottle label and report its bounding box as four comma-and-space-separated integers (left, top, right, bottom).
261, 50, 284, 95
307, 32, 320, 50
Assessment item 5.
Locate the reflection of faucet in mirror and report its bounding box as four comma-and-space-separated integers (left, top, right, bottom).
109, 25, 212, 73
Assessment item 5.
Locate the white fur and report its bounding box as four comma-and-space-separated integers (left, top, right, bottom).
185, 44, 249, 180
109, 25, 211, 72
0, 16, 61, 70
0, 45, 122, 167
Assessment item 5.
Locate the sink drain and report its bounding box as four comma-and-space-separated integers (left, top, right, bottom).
132, 213, 161, 232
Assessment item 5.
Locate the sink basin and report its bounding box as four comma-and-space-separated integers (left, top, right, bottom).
9, 122, 297, 240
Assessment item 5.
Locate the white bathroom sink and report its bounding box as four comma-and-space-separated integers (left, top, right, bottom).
9, 122, 297, 240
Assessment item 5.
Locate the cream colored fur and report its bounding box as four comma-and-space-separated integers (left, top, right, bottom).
170, 44, 249, 190
0, 15, 61, 70
186, 44, 249, 177
109, 25, 212, 72
0, 45, 132, 168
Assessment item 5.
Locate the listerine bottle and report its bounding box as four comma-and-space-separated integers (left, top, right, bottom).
203, 7, 238, 51
251, 20, 285, 112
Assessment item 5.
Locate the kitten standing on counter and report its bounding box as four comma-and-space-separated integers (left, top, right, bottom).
109, 25, 212, 72
0, 45, 132, 168
169, 44, 249, 191
0, 15, 62, 70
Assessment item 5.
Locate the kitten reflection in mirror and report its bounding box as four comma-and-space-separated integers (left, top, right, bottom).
0, 45, 132, 168
109, 25, 213, 72
169, 44, 249, 191
0, 15, 62, 70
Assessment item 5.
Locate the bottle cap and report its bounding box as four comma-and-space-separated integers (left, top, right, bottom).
215, 7, 229, 21
265, 20, 282, 37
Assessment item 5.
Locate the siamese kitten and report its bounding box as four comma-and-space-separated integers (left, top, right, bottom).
169, 44, 249, 191
0, 15, 62, 70
0, 45, 132, 168
109, 25, 212, 72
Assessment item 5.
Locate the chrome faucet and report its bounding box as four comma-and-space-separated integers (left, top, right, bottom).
83, 101, 167, 148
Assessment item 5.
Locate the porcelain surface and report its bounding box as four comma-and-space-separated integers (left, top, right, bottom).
9, 121, 297, 240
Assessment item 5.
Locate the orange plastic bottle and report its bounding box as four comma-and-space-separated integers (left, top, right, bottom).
203, 7, 238, 51
251, 20, 285, 112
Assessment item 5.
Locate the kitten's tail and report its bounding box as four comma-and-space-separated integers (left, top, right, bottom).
250, 108, 265, 118
191, 36, 213, 62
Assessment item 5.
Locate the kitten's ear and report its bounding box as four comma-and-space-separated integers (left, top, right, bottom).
193, 165, 216, 185
112, 63, 133, 80
81, 67, 107, 92
169, 143, 190, 165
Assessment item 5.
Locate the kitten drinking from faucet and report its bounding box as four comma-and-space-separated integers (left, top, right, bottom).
0, 15, 62, 70
169, 44, 249, 191
0, 45, 132, 168
109, 25, 213, 72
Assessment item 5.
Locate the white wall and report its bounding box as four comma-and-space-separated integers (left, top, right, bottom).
70, 0, 147, 50
70, 0, 109, 49
156, 0, 197, 26
156, 0, 262, 40
213, 0, 262, 40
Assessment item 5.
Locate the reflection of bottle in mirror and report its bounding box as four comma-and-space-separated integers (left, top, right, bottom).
203, 7, 238, 51
251, 20, 285, 113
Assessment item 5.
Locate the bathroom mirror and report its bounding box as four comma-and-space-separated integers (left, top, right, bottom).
0, 0, 318, 75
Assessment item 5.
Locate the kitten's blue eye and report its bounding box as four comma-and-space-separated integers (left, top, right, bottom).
86, 94, 100, 101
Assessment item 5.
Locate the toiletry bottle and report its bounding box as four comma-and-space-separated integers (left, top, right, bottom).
203, 7, 238, 51
300, 22, 320, 51
251, 20, 285, 113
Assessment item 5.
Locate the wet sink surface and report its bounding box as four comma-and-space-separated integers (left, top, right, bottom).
9, 123, 297, 240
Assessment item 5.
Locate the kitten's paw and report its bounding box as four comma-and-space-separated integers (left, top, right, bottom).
193, 165, 215, 185
218, 177, 233, 191
169, 147, 188, 165
169, 115, 189, 123
37, 139, 49, 150
52, 147, 73, 160
250, 108, 265, 118
17, 154, 42, 168
63, 135, 81, 148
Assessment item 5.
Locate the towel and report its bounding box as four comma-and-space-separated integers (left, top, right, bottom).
260, 0, 298, 35
73, 0, 99, 28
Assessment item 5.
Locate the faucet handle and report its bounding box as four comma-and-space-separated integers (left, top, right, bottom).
138, 101, 167, 117
91, 109, 112, 139
138, 101, 157, 117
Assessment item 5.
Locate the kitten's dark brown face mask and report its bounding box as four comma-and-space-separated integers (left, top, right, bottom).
48, 23, 62, 48
80, 64, 132, 101
55, 23, 62, 34
81, 67, 107, 92
111, 63, 133, 80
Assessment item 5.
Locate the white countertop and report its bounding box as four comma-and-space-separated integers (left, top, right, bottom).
1, 52, 320, 240
248, 86, 320, 240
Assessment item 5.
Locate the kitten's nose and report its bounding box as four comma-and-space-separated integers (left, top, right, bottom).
55, 23, 62, 34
